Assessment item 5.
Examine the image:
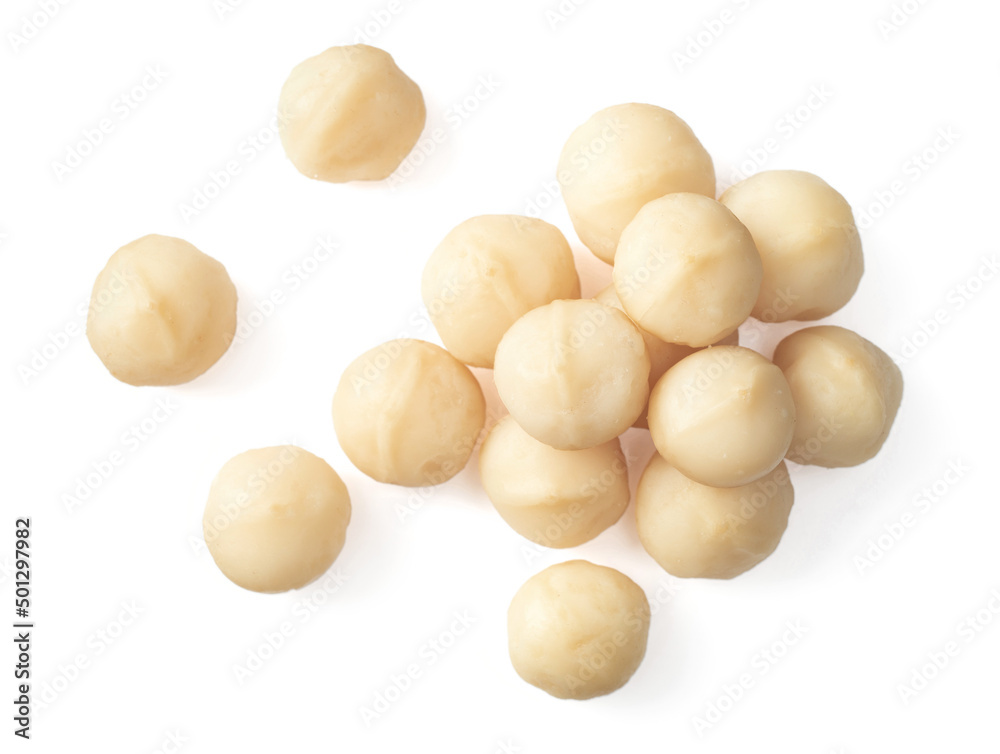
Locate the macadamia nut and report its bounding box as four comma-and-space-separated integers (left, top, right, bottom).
494, 299, 650, 450
636, 455, 794, 579
558, 103, 715, 263
278, 44, 426, 182
773, 326, 903, 467
648, 346, 795, 487
720, 170, 864, 322
479, 416, 629, 548
86, 234, 237, 386
595, 285, 739, 428
333, 339, 486, 486
203, 446, 351, 593
422, 215, 580, 368
613, 193, 762, 347
507, 560, 650, 699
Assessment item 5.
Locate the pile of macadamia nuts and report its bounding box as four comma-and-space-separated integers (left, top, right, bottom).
83, 43, 903, 702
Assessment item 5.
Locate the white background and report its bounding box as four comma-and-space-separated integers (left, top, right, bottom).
2, 0, 998, 751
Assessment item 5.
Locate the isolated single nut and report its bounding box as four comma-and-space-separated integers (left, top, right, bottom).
594, 285, 739, 428
636, 455, 794, 579
493, 299, 650, 450
422, 215, 580, 368
86, 234, 237, 386
773, 326, 903, 467
558, 103, 715, 264
479, 415, 629, 548
720, 170, 864, 321
333, 339, 485, 486
507, 560, 650, 699
203, 446, 351, 594
613, 193, 762, 347
278, 44, 426, 182
648, 346, 796, 487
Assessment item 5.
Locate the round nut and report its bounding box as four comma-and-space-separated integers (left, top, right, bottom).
422, 215, 580, 368
647, 346, 796, 487
479, 415, 629, 548
493, 299, 650, 450
203, 446, 351, 593
773, 325, 903, 467
333, 339, 485, 486
86, 234, 237, 386
558, 103, 715, 264
636, 454, 794, 579
278, 44, 426, 182
613, 193, 762, 347
507, 560, 650, 699
720, 170, 864, 322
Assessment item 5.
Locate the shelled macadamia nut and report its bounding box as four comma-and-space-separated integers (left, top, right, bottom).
203, 446, 351, 593
508, 560, 650, 699
558, 103, 715, 264
422, 215, 580, 368
333, 339, 485, 486
479, 416, 629, 548
648, 346, 795, 487
86, 234, 237, 386
636, 455, 794, 579
278, 44, 426, 182
773, 326, 903, 467
613, 193, 762, 347
494, 299, 650, 450
595, 285, 739, 428
720, 170, 864, 322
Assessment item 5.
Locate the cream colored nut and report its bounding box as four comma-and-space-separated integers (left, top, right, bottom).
422, 215, 580, 368
479, 415, 629, 548
720, 170, 864, 322
594, 285, 739, 428
507, 560, 650, 699
648, 346, 795, 487
278, 44, 426, 182
494, 299, 650, 450
558, 103, 715, 264
203, 446, 351, 594
613, 193, 762, 347
86, 234, 237, 386
773, 325, 903, 467
332, 339, 485, 486
636, 455, 794, 579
